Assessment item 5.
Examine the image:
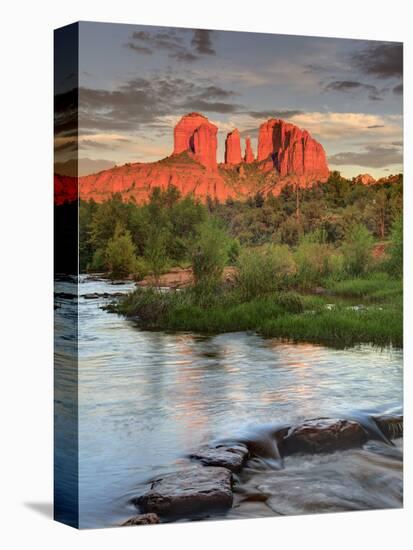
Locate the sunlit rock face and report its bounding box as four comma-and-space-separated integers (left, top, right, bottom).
54, 112, 333, 205
224, 129, 242, 165
244, 136, 255, 163
257, 118, 329, 180
173, 112, 218, 170
354, 173, 376, 185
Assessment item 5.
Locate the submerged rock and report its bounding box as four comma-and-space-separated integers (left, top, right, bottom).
133, 465, 233, 518
190, 444, 249, 472
373, 414, 403, 439
82, 292, 124, 299
122, 513, 160, 526
283, 418, 368, 454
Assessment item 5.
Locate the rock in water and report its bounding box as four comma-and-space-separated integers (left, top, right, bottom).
283, 418, 368, 454
133, 465, 233, 517
190, 444, 249, 472
373, 414, 403, 439
225, 129, 242, 165
244, 136, 255, 163
122, 513, 160, 526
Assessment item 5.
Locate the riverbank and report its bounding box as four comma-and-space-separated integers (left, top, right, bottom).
109, 271, 402, 348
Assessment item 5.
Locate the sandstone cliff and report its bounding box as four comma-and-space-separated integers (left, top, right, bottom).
55, 112, 333, 204
224, 129, 242, 165
257, 119, 329, 180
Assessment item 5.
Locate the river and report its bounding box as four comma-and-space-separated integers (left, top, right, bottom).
54, 276, 403, 528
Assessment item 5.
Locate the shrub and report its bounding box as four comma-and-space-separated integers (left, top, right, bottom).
275, 291, 304, 313
191, 219, 230, 293
341, 224, 374, 276
294, 240, 332, 288
105, 224, 138, 279
228, 239, 241, 264
144, 230, 168, 286
89, 247, 107, 272
386, 215, 403, 278
236, 244, 296, 300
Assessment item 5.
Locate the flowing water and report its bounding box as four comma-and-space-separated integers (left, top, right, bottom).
54, 276, 403, 529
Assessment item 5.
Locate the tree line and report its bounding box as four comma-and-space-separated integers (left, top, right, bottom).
79, 171, 403, 282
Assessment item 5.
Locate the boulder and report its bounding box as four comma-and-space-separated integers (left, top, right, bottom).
190, 444, 249, 472
225, 129, 242, 165
122, 513, 160, 526
373, 414, 403, 439
283, 418, 368, 454
244, 136, 255, 163
133, 465, 233, 517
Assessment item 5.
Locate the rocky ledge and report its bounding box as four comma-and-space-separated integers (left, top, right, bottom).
123, 413, 402, 526
189, 443, 249, 472
132, 465, 233, 518
282, 418, 368, 454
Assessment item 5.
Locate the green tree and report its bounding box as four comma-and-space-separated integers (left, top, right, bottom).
191, 219, 230, 292
236, 244, 296, 300
144, 230, 168, 287
386, 215, 403, 277
342, 224, 374, 276
105, 223, 138, 279
89, 193, 130, 251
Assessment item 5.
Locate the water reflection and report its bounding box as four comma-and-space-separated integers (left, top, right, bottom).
55, 276, 403, 528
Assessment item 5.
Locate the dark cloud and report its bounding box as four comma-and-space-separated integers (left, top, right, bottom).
246, 109, 303, 119
391, 140, 403, 147
329, 144, 402, 168
169, 50, 199, 62
179, 99, 241, 113
324, 80, 383, 101
74, 76, 240, 132
124, 28, 215, 62
54, 158, 116, 177
54, 140, 77, 153
366, 125, 385, 129
191, 30, 215, 55
393, 83, 403, 95
125, 42, 153, 54
54, 88, 78, 137
351, 42, 403, 78
81, 139, 115, 150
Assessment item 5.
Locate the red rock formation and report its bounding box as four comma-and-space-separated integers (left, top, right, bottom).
244, 137, 254, 163
54, 174, 78, 204
193, 122, 218, 170
257, 119, 329, 180
354, 173, 376, 185
224, 129, 242, 165
257, 119, 277, 161
173, 112, 217, 170
66, 112, 333, 205
79, 153, 232, 204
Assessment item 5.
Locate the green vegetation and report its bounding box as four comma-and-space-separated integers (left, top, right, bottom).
105, 224, 138, 279
111, 272, 402, 347
236, 244, 295, 300
191, 219, 231, 293
81, 172, 403, 348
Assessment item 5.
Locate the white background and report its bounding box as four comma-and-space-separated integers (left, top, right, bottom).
1, 0, 411, 548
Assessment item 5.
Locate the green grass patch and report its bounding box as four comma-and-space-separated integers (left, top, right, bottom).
111, 277, 402, 348
326, 272, 402, 302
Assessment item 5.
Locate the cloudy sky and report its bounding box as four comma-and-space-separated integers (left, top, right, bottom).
55, 22, 403, 178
